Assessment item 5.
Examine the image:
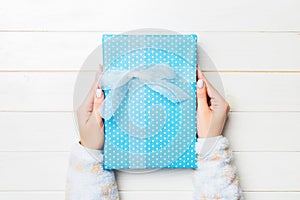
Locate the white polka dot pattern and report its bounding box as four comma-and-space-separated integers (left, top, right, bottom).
101, 34, 197, 169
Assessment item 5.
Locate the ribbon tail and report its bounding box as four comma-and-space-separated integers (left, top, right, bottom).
147, 80, 191, 103
99, 70, 131, 90
98, 84, 129, 120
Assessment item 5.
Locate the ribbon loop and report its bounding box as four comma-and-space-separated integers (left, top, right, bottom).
98, 63, 191, 120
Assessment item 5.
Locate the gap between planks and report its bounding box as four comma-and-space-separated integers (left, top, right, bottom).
1, 70, 300, 73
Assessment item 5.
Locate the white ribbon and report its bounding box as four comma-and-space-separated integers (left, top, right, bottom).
98, 63, 192, 120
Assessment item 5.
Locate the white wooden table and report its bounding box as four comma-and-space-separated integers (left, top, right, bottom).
0, 0, 299, 199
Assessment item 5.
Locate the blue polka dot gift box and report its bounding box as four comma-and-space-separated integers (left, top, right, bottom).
98, 34, 198, 170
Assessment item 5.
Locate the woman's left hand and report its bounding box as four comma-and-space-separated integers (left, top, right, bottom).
76, 65, 105, 150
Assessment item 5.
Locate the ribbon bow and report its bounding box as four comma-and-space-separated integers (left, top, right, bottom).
98, 63, 191, 120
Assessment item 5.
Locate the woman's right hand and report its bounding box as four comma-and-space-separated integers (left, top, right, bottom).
196, 67, 231, 138
76, 65, 105, 150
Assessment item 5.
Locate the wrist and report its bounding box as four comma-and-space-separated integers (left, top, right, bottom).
79, 140, 103, 151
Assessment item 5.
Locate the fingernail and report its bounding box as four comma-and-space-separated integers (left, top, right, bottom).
197, 79, 204, 88
96, 89, 102, 98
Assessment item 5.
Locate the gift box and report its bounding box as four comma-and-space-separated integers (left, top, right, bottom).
98, 34, 198, 170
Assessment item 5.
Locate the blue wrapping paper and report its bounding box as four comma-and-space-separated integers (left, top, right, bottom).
99, 34, 198, 169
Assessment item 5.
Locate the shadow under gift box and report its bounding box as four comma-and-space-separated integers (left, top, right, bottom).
98, 34, 198, 170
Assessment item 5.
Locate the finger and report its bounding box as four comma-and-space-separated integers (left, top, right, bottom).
93, 86, 105, 126
80, 65, 104, 112
197, 68, 220, 100
197, 68, 229, 112
197, 65, 205, 80
97, 64, 104, 89
197, 67, 212, 90
196, 79, 210, 112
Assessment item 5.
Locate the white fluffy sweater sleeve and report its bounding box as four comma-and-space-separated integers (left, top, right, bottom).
65, 136, 243, 200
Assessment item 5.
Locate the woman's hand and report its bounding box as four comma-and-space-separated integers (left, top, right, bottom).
76, 65, 105, 150
196, 67, 230, 138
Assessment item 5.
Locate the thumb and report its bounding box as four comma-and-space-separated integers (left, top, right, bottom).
93, 64, 105, 126
196, 79, 210, 112
93, 85, 105, 127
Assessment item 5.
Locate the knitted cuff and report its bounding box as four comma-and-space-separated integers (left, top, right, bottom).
69, 141, 104, 164
195, 135, 224, 159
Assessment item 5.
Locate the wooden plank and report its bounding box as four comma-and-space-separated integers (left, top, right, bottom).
224, 112, 300, 152
0, 0, 299, 31
205, 72, 300, 112
244, 192, 300, 200
197, 32, 300, 71
0, 152, 69, 190
0, 112, 78, 151
121, 191, 300, 200
0, 192, 64, 200
0, 152, 299, 191
0, 72, 299, 111
0, 112, 299, 152
0, 32, 101, 71
120, 191, 300, 200
116, 152, 300, 191
0, 72, 79, 112
0, 191, 299, 200
0, 32, 299, 71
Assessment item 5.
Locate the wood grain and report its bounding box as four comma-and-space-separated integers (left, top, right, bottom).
1, 0, 299, 198
0, 152, 299, 191
0, 112, 299, 152
0, 0, 299, 31
0, 191, 299, 200
0, 32, 299, 71
0, 72, 299, 111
